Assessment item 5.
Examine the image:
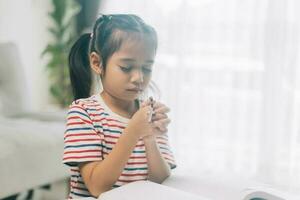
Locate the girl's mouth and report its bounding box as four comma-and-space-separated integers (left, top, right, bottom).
127, 88, 143, 93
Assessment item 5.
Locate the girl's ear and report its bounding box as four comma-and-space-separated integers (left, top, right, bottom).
90, 52, 103, 75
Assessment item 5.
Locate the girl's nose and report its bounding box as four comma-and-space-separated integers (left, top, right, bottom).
131, 69, 144, 83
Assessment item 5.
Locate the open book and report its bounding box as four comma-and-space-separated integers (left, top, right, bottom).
98, 181, 208, 200
239, 186, 298, 200
97, 181, 298, 200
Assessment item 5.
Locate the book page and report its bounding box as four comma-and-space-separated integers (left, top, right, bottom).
98, 181, 211, 200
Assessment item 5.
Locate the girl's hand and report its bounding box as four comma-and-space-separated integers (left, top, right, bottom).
126, 105, 156, 138
141, 100, 171, 134
127, 100, 171, 139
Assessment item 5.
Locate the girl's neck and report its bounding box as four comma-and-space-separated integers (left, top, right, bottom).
100, 91, 138, 118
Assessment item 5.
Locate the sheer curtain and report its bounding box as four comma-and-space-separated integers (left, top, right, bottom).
100, 0, 300, 191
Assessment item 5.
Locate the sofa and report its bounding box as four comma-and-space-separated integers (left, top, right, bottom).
0, 42, 69, 199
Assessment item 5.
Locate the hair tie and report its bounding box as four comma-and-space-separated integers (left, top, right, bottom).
98, 14, 112, 22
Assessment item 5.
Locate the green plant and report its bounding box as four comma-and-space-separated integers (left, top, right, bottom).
42, 0, 80, 107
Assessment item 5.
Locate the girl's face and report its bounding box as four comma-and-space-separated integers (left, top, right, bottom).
101, 36, 156, 102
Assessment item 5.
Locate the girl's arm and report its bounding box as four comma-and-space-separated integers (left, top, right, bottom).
143, 101, 172, 183
79, 126, 140, 197
79, 106, 153, 197
143, 135, 171, 183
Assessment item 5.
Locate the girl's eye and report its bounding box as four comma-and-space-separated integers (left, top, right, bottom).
119, 66, 132, 73
142, 67, 152, 74
119, 66, 152, 74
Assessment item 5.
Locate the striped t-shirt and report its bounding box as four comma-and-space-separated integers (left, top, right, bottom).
63, 94, 176, 199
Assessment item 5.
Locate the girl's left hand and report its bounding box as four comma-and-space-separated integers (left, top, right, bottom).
141, 99, 171, 134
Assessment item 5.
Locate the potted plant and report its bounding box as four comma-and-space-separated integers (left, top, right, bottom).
42, 0, 80, 107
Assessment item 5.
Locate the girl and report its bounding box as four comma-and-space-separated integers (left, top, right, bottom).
63, 14, 176, 199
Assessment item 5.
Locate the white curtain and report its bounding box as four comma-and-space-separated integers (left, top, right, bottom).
100, 0, 300, 191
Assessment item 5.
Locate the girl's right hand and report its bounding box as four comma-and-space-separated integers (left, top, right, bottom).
126, 105, 155, 138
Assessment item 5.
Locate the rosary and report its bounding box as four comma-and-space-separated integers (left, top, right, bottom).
148, 97, 154, 123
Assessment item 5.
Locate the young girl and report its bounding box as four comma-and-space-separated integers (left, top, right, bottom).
63, 14, 176, 199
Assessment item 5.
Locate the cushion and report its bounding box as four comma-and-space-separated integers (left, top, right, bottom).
0, 117, 69, 198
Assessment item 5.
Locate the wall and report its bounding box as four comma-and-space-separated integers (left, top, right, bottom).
0, 0, 53, 111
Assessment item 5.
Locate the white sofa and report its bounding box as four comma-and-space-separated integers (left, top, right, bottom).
0, 42, 69, 199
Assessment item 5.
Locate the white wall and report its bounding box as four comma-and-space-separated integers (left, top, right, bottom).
0, 0, 53, 111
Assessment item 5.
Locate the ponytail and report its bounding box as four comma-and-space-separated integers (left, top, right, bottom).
68, 33, 91, 100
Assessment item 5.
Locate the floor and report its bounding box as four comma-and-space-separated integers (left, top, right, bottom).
2, 178, 70, 200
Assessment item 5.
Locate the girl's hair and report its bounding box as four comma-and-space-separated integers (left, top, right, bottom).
69, 14, 158, 100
